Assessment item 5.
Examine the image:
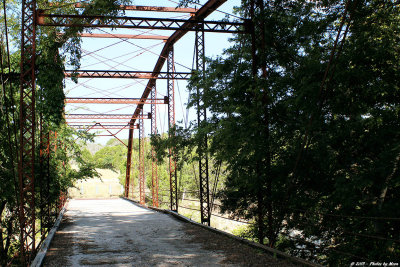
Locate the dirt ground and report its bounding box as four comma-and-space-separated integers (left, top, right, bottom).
43, 199, 296, 267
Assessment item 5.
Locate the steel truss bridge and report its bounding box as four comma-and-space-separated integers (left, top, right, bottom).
13, 0, 263, 264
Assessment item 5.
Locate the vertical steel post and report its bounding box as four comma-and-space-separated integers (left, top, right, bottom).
167, 46, 178, 212
139, 109, 145, 205
18, 0, 37, 262
151, 84, 159, 207
125, 126, 134, 198
195, 24, 211, 226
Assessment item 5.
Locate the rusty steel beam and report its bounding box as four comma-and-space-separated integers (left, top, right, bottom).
105, 132, 128, 147
125, 127, 134, 197
196, 25, 211, 226
77, 33, 169, 40
66, 121, 137, 124
139, 110, 145, 205
18, 0, 37, 263
37, 13, 247, 33
67, 123, 139, 126
167, 47, 178, 212
66, 114, 150, 120
124, 0, 231, 212
64, 70, 191, 80
68, 124, 139, 130
151, 84, 159, 207
74, 3, 198, 13
65, 97, 167, 104
129, 0, 229, 127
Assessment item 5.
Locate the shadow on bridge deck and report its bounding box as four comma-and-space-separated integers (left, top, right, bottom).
43, 198, 295, 266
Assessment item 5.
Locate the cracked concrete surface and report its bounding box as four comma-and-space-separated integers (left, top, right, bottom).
43, 199, 292, 267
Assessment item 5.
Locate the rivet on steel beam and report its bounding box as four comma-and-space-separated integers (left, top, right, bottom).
36, 9, 45, 24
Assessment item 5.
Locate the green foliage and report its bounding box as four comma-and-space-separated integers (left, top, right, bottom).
177, 0, 199, 8
36, 33, 67, 125
150, 126, 227, 203
150, 126, 195, 171
35, 126, 100, 200
231, 224, 258, 243
90, 141, 130, 186
179, 0, 400, 264
2, 0, 398, 265
93, 145, 127, 170
0, 0, 135, 264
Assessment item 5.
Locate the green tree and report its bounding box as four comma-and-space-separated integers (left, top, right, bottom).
181, 0, 399, 264
0, 0, 134, 264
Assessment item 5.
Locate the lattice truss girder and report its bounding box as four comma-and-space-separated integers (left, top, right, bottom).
72, 3, 198, 13
64, 70, 191, 79
65, 97, 167, 104
14, 0, 248, 265
125, 127, 134, 197
167, 47, 178, 212
68, 124, 139, 130
18, 0, 37, 263
37, 13, 248, 33
195, 25, 211, 226
151, 84, 159, 207
139, 110, 145, 205
66, 114, 151, 120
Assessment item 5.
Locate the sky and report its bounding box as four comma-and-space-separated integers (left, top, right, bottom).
64, 0, 242, 145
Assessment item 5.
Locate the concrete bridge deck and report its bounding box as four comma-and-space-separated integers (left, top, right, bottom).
43, 199, 293, 266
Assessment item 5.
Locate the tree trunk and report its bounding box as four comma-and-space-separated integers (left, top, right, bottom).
257, 173, 265, 244
0, 201, 6, 266
375, 152, 400, 233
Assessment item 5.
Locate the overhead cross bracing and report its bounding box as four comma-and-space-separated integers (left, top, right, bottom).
64, 70, 192, 79
68, 124, 140, 130
59, 0, 248, 225
57, 32, 170, 40
65, 97, 168, 104
77, 33, 169, 40
65, 114, 151, 120
37, 13, 247, 33
60, 0, 247, 142
73, 3, 199, 13
15, 0, 250, 263
65, 0, 246, 210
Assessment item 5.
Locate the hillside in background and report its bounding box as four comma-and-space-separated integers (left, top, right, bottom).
69, 168, 123, 199
85, 143, 104, 155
